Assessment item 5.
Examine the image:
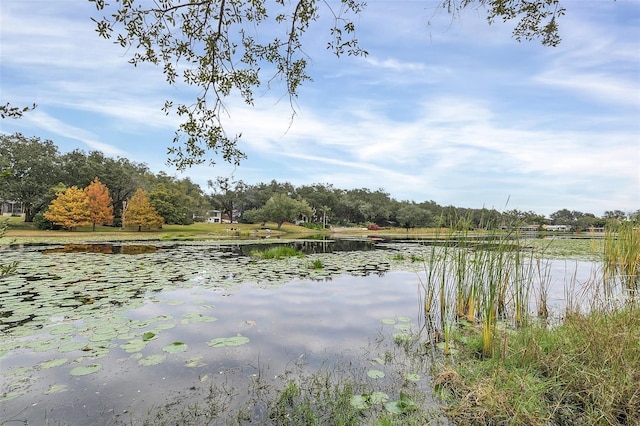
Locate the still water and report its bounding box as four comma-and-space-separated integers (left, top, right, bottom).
0, 240, 598, 424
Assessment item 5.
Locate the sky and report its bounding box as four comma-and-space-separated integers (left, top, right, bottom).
1, 1, 639, 217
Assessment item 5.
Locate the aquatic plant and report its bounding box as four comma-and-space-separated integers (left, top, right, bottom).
250, 246, 303, 259
603, 220, 639, 300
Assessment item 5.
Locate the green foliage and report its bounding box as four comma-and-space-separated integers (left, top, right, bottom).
308, 258, 324, 270
0, 219, 17, 277
90, 0, 366, 170
0, 133, 63, 221
604, 220, 640, 294
269, 377, 362, 426
299, 221, 325, 231
0, 102, 36, 119
396, 203, 433, 230
250, 246, 303, 260
149, 183, 194, 225
89, 1, 567, 168
32, 213, 58, 230
252, 193, 313, 230
439, 307, 640, 425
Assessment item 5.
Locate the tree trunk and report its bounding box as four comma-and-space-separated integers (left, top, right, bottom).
24, 206, 34, 223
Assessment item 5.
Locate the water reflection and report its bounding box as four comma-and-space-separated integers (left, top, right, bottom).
42, 244, 158, 255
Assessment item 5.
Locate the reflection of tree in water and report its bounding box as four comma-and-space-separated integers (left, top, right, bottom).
42, 244, 157, 255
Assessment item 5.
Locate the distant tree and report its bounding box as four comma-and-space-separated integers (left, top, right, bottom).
123, 189, 164, 231
208, 177, 247, 223
44, 186, 91, 230
296, 183, 341, 222
549, 209, 576, 225
84, 177, 114, 230
604, 210, 627, 221
249, 193, 312, 230
148, 182, 193, 225
396, 203, 433, 232
0, 134, 63, 221
241, 207, 268, 227
242, 180, 296, 212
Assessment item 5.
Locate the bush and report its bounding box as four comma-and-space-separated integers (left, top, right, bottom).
33, 213, 61, 230
300, 222, 325, 231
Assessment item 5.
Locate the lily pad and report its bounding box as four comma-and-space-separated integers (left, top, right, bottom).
185, 356, 206, 368
58, 342, 87, 352
367, 369, 385, 379
39, 358, 68, 369
162, 342, 188, 353
44, 384, 68, 394
120, 340, 148, 353
180, 313, 218, 325
70, 363, 102, 376
207, 335, 250, 348
350, 394, 369, 410
370, 391, 389, 404
393, 323, 411, 331
139, 354, 166, 366
142, 331, 156, 341
404, 373, 420, 382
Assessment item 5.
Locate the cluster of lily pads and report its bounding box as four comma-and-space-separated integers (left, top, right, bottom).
0, 240, 434, 404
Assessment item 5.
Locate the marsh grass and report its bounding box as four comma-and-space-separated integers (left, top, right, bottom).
250, 246, 304, 259
417, 220, 545, 358
604, 220, 640, 298
427, 218, 640, 425
435, 306, 640, 425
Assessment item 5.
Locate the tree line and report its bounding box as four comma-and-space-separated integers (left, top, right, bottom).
1, 134, 637, 231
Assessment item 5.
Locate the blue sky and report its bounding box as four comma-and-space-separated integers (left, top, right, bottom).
1, 1, 638, 217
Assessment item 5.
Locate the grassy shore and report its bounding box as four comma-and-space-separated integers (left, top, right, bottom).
433, 306, 640, 425
0, 217, 321, 243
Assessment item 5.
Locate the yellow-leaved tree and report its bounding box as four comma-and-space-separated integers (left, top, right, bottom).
124, 189, 163, 231
85, 177, 114, 231
44, 186, 91, 230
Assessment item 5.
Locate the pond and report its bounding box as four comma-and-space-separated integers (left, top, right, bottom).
0, 239, 601, 424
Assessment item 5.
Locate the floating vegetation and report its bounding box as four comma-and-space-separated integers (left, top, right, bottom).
180, 312, 218, 324
139, 354, 166, 366
366, 369, 385, 379
70, 363, 102, 376
162, 342, 188, 353
207, 335, 250, 348
250, 246, 303, 259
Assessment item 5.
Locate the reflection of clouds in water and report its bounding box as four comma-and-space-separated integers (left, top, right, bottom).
544, 260, 602, 310
2, 273, 424, 423
1, 260, 601, 423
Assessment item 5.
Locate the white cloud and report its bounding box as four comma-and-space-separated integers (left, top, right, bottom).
24, 110, 127, 156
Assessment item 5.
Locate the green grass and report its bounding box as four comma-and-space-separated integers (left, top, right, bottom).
250, 246, 303, 259
308, 258, 324, 269
435, 307, 640, 425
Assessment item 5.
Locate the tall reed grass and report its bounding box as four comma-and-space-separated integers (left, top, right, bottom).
603, 220, 640, 300
418, 218, 549, 357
